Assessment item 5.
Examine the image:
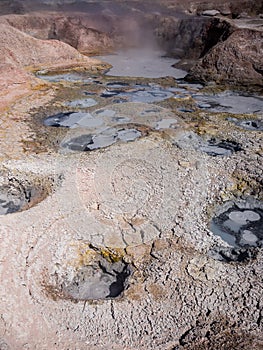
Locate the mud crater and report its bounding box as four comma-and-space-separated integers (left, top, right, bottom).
43, 247, 132, 301
0, 170, 55, 215
64, 258, 131, 300
228, 117, 263, 131
209, 198, 263, 262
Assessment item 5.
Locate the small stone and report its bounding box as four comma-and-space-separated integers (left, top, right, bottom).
178, 160, 191, 168
198, 103, 211, 109
202, 10, 220, 16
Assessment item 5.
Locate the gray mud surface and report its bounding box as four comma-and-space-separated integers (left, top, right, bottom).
0, 50, 263, 350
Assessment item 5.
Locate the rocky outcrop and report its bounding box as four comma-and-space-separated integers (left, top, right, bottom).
2, 13, 115, 54
0, 23, 89, 67
154, 16, 233, 59
0, 22, 101, 110
153, 12, 263, 86
47, 17, 114, 54
184, 0, 263, 17
187, 28, 263, 86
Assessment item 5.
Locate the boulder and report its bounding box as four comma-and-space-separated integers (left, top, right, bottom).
187, 28, 263, 86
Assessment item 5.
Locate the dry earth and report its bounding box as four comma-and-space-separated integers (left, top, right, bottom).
0, 1, 262, 349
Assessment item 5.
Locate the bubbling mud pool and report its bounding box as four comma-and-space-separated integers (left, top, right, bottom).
95, 48, 187, 79
37, 51, 263, 264
0, 170, 54, 215
38, 70, 263, 116
209, 198, 263, 262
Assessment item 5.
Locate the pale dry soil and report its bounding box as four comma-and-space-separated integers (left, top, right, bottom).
0, 66, 262, 350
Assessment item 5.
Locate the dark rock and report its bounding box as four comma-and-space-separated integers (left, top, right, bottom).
187, 28, 263, 86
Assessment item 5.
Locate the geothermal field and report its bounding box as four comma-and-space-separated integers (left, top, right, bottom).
0, 0, 262, 349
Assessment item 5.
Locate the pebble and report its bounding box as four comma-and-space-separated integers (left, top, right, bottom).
202, 10, 220, 16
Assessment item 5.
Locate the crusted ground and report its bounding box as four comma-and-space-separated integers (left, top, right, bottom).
0, 1, 262, 349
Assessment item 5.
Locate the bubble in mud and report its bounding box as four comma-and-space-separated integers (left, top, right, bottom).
36, 72, 92, 83
61, 134, 93, 151
154, 118, 178, 130
106, 82, 129, 88
61, 127, 142, 152
62, 250, 131, 300
117, 129, 141, 142
209, 198, 263, 262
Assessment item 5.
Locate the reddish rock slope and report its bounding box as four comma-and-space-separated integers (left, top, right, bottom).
0, 21, 101, 110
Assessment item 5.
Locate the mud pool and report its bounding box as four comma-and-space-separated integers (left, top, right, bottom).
39, 71, 263, 117
37, 61, 263, 262
0, 171, 54, 215
1, 38, 263, 350
210, 198, 263, 248
95, 48, 187, 79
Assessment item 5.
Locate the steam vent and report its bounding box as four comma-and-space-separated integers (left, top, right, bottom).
0, 0, 263, 348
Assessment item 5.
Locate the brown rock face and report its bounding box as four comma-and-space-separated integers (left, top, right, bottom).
48, 16, 114, 54
3, 13, 115, 54
154, 17, 233, 60
0, 21, 101, 111
0, 23, 86, 67
187, 28, 263, 86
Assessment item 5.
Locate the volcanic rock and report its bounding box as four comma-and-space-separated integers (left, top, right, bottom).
0, 21, 101, 110
2, 13, 114, 54
187, 27, 263, 86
